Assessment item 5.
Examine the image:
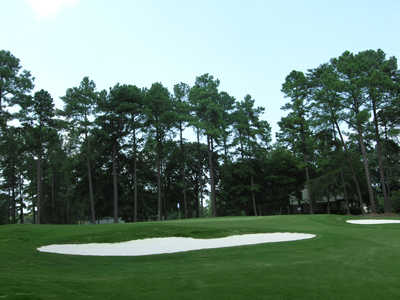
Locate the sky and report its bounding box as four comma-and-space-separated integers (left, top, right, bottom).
2, 0, 400, 137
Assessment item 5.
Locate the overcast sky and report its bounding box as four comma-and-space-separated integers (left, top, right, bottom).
2, 0, 400, 136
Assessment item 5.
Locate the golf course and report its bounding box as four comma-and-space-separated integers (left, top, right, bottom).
2, 2, 400, 299
1, 214, 400, 299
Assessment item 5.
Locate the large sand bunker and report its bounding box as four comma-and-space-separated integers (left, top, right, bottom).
37, 232, 316, 256
347, 219, 400, 225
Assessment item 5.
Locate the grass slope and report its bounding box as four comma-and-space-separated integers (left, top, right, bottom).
1, 215, 400, 300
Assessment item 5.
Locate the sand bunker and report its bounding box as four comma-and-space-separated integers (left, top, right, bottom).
37, 233, 316, 256
347, 219, 400, 225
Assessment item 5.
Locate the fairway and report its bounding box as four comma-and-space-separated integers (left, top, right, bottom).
1, 215, 400, 299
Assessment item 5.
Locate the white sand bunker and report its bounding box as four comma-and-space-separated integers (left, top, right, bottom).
347, 219, 400, 225
37, 233, 315, 256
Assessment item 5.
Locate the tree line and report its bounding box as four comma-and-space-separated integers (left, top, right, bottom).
278, 49, 400, 214
0, 48, 399, 224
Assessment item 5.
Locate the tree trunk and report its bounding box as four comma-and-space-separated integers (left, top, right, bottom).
179, 122, 188, 218
199, 174, 205, 217
87, 158, 96, 223
36, 158, 41, 224
11, 181, 16, 224
372, 100, 391, 212
163, 174, 168, 220
51, 172, 55, 223
299, 119, 313, 214
383, 125, 393, 199
194, 181, 199, 218
200, 180, 204, 217
196, 128, 201, 217
297, 190, 302, 214
7, 189, 11, 224
356, 124, 376, 213
112, 142, 119, 223
207, 135, 216, 217
334, 120, 365, 214
156, 142, 162, 221
65, 190, 70, 224
305, 164, 313, 214
19, 174, 24, 224
326, 192, 331, 214
386, 168, 392, 198
33, 201, 36, 225
194, 154, 199, 218
86, 130, 96, 224
341, 169, 350, 215
251, 175, 257, 216
133, 132, 138, 222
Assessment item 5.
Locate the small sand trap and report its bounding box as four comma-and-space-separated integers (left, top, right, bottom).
37, 233, 316, 256
347, 219, 400, 225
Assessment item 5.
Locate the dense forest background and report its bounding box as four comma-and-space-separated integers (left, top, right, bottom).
1, 48, 399, 224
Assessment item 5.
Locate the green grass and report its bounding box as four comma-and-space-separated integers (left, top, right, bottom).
1, 214, 400, 299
